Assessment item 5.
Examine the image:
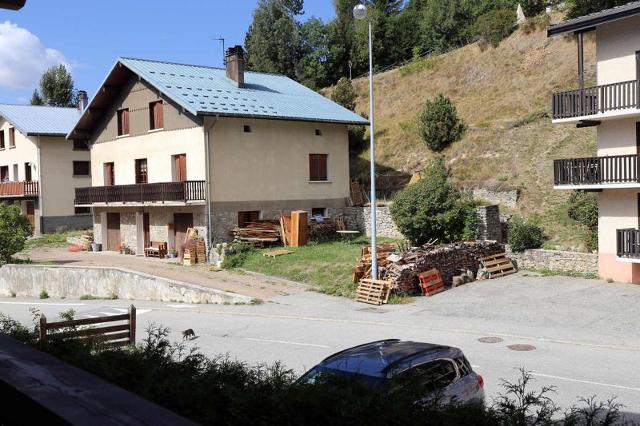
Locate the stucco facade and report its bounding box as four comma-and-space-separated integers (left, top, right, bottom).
0, 115, 91, 234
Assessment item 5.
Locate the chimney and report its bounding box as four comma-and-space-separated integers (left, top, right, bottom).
225, 45, 245, 88
77, 90, 88, 111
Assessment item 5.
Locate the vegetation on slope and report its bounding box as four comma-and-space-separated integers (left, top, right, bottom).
342, 14, 597, 251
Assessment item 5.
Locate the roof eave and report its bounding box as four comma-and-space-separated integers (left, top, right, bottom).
547, 6, 640, 37
197, 111, 369, 126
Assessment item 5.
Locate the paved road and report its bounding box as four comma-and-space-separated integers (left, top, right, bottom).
1, 274, 639, 417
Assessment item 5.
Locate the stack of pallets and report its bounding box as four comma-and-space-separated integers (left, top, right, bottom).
352, 244, 397, 283
418, 268, 445, 297
479, 253, 517, 279
356, 279, 391, 305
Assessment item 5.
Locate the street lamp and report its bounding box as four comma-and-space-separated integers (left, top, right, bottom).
353, 3, 378, 280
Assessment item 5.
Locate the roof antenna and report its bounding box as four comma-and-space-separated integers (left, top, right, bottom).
213, 36, 225, 67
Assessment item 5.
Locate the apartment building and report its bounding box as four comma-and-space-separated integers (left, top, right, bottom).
0, 104, 91, 234
68, 46, 367, 256
550, 2, 640, 283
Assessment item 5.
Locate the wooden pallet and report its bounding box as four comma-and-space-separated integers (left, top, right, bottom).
479, 253, 517, 279
356, 279, 391, 305
418, 268, 445, 297
263, 249, 294, 258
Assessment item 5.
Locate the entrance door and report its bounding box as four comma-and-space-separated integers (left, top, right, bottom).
26, 201, 35, 228
173, 213, 193, 256
106, 213, 121, 251
143, 213, 150, 247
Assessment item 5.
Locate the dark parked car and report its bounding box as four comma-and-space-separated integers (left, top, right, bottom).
297, 339, 485, 405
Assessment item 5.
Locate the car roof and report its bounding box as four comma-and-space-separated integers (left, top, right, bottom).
318, 339, 460, 378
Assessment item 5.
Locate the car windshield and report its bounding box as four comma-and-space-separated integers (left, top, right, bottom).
297, 366, 387, 388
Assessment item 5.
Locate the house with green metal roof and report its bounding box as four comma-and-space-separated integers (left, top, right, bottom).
68, 46, 368, 255
0, 103, 91, 234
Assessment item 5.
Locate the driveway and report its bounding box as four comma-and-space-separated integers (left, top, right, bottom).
1, 273, 639, 415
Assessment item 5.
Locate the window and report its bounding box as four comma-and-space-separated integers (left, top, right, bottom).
73, 139, 89, 151
311, 208, 326, 218
8, 127, 15, 148
73, 161, 91, 177
173, 154, 187, 182
135, 158, 148, 184
104, 162, 115, 186
309, 154, 328, 182
12, 164, 18, 181
24, 163, 32, 182
117, 108, 130, 136
238, 211, 260, 227
0, 166, 8, 182
315, 129, 322, 136
75, 207, 91, 215
0, 131, 4, 149
149, 100, 164, 130
243, 125, 252, 133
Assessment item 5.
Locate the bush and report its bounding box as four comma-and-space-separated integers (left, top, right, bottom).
474, 9, 516, 48
221, 241, 255, 269
417, 94, 466, 152
568, 191, 598, 251
507, 215, 545, 252
391, 157, 475, 245
330, 77, 357, 111
521, 0, 547, 17
0, 203, 33, 263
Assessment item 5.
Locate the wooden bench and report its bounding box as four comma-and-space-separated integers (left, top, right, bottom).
39, 305, 136, 349
144, 241, 167, 258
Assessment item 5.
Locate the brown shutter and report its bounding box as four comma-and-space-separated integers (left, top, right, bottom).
155, 101, 164, 129
123, 109, 129, 135
174, 154, 187, 182
319, 154, 328, 181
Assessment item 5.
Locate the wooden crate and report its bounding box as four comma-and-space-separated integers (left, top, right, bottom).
183, 249, 197, 266
418, 268, 445, 297
356, 278, 391, 305
290, 210, 308, 247
479, 253, 517, 279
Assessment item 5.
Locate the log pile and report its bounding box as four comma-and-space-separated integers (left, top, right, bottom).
352, 243, 397, 283
231, 221, 281, 245
309, 220, 337, 242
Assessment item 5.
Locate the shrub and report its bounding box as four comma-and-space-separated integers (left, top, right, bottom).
0, 203, 33, 263
474, 9, 516, 48
568, 191, 598, 251
39, 290, 49, 299
520, 0, 547, 17
330, 77, 357, 112
507, 215, 545, 252
417, 94, 466, 152
222, 241, 255, 269
391, 157, 475, 245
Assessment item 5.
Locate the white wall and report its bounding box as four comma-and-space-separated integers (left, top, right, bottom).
0, 119, 38, 180
596, 15, 640, 85
597, 117, 638, 156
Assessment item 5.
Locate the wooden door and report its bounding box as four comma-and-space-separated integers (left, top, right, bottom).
24, 163, 32, 182
173, 213, 193, 256
26, 201, 35, 228
106, 213, 121, 251
174, 154, 187, 182
143, 213, 150, 247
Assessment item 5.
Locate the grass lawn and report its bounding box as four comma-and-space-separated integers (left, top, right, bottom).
23, 229, 89, 250
238, 237, 409, 302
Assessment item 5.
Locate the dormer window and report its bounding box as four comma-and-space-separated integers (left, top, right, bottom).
149, 100, 164, 130
117, 108, 130, 136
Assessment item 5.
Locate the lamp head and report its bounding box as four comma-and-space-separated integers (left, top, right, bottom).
353, 4, 367, 20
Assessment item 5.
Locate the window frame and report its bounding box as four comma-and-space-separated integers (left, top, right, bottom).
135, 158, 148, 184
104, 162, 115, 186
0, 130, 5, 150
149, 100, 164, 131
117, 108, 130, 137
8, 127, 15, 148
309, 153, 329, 182
72, 161, 91, 177
74, 207, 91, 215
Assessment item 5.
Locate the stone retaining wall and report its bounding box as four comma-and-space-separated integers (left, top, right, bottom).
470, 188, 519, 208
342, 205, 403, 239
0, 265, 252, 304
507, 247, 598, 275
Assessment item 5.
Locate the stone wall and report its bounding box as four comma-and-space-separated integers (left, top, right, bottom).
342, 205, 403, 239
41, 214, 93, 233
471, 188, 519, 208
475, 205, 502, 242
507, 247, 598, 275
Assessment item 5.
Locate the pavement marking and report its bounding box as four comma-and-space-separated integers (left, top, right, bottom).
530, 372, 640, 393
0, 301, 85, 307
242, 337, 331, 349
166, 304, 196, 309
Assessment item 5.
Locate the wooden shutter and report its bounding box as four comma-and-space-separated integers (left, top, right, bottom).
9, 128, 15, 147
118, 109, 129, 135
174, 154, 187, 182
309, 154, 328, 181
104, 163, 114, 186
154, 101, 164, 129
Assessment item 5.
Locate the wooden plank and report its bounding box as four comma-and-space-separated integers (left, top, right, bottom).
263, 249, 294, 258
71, 324, 130, 338
83, 331, 131, 343
129, 305, 136, 344
46, 313, 130, 330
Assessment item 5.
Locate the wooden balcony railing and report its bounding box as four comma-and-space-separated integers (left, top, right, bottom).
554, 154, 640, 186
617, 229, 640, 258
552, 80, 639, 119
75, 181, 206, 205
0, 180, 39, 197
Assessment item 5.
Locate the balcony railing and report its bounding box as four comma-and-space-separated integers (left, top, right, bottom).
552, 80, 639, 120
75, 181, 206, 205
554, 154, 640, 186
0, 180, 39, 198
617, 229, 640, 258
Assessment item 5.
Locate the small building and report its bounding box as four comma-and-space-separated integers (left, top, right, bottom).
549, 2, 640, 283
0, 104, 91, 233
67, 47, 368, 255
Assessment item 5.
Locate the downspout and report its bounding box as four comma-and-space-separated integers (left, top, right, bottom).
36, 135, 43, 235
203, 115, 219, 260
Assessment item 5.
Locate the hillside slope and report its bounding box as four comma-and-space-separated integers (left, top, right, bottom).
347, 16, 597, 251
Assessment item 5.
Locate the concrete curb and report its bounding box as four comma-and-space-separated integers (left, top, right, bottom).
0, 264, 253, 305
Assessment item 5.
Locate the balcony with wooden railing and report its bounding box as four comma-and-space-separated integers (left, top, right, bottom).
0, 181, 39, 198
552, 79, 639, 120
75, 181, 206, 205
554, 154, 640, 187
617, 228, 640, 259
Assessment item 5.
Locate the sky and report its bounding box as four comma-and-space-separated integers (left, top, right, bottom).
0, 0, 336, 104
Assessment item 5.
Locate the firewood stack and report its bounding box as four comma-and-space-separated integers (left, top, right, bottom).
231, 221, 281, 245
352, 243, 397, 283
309, 219, 337, 242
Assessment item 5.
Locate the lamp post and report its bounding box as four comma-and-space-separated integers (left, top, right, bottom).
353, 3, 378, 279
